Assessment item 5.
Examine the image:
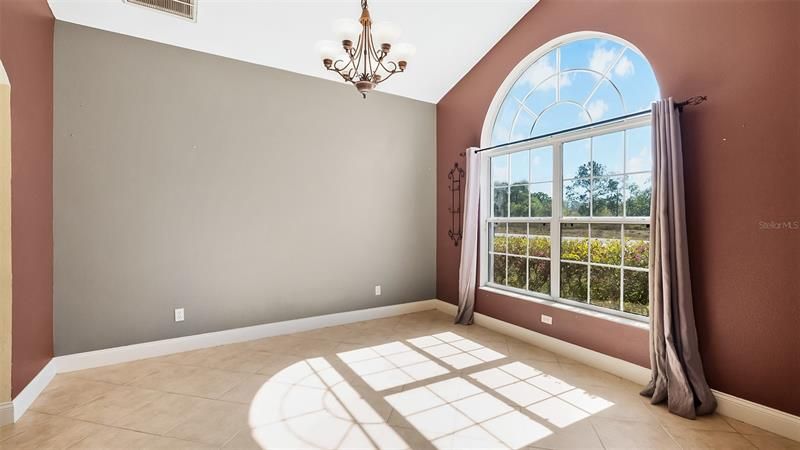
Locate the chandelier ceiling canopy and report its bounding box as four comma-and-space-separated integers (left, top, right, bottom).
316, 0, 416, 98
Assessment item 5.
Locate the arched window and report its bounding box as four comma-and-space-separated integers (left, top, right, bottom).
480, 33, 659, 320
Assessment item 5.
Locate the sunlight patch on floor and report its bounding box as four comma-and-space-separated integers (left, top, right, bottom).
249, 357, 408, 449
408, 332, 506, 369
337, 341, 449, 391
249, 332, 615, 450
386, 377, 552, 449
470, 361, 614, 429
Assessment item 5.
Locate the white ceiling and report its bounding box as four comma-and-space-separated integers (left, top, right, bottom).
48, 0, 538, 103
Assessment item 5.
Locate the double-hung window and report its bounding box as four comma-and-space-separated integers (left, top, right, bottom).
480, 33, 659, 320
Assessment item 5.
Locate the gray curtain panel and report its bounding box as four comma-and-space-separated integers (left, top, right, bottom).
641, 98, 716, 418
456, 147, 481, 325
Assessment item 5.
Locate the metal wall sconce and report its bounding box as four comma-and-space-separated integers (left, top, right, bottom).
448, 162, 465, 246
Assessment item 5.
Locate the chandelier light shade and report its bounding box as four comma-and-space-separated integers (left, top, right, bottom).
317, 0, 415, 98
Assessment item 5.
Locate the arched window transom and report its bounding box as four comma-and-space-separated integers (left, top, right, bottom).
489, 36, 659, 146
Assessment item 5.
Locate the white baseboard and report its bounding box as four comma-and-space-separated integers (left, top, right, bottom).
0, 401, 12, 427
9, 359, 57, 423
6, 297, 798, 444
55, 299, 440, 373
4, 299, 437, 425
712, 390, 800, 443
433, 300, 651, 384
430, 299, 800, 443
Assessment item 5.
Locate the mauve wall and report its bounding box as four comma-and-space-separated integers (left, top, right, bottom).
0, 0, 55, 397
437, 0, 800, 415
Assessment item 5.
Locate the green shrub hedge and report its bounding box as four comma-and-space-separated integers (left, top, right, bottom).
492, 233, 650, 316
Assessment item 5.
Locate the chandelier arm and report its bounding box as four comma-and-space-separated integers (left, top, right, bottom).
374, 62, 401, 84
353, 28, 367, 81
341, 48, 353, 68
371, 34, 389, 83
329, 60, 352, 80
333, 54, 357, 82
336, 40, 359, 71
331, 58, 355, 81
375, 69, 400, 84
371, 36, 385, 63
376, 59, 400, 74
371, 37, 384, 81
367, 32, 378, 81
367, 30, 380, 70
327, 66, 349, 82
330, 64, 346, 78
364, 27, 374, 81
350, 37, 359, 67
345, 46, 359, 76
332, 55, 352, 72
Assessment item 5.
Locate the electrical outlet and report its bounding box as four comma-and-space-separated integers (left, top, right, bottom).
174, 308, 185, 322
540, 314, 552, 325
375, 285, 381, 296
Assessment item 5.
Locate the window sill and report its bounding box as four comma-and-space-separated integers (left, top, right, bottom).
478, 285, 650, 331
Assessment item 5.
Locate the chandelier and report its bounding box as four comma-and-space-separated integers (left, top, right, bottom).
316, 0, 415, 98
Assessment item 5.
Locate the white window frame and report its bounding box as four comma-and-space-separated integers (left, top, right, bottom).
478, 31, 658, 322
478, 113, 651, 322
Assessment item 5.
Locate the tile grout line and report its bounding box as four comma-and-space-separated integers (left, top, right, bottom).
36, 374, 255, 443
14, 409, 219, 449
586, 420, 607, 450
62, 371, 254, 408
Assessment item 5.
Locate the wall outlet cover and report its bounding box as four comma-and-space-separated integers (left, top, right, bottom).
375, 285, 381, 296
540, 314, 552, 325
175, 308, 185, 322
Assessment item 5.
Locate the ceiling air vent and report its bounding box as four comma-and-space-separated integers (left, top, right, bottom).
125, 0, 195, 21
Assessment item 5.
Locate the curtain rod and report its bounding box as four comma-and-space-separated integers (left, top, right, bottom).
463, 95, 707, 155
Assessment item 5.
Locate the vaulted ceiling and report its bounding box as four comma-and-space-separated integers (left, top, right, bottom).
48, 0, 538, 103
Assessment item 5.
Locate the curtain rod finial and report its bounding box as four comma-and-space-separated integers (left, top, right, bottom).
677, 95, 707, 111
686, 95, 707, 106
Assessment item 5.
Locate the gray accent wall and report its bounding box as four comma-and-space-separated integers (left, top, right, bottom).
53, 22, 436, 356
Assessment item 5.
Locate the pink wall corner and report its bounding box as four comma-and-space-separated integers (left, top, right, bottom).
0, 0, 55, 398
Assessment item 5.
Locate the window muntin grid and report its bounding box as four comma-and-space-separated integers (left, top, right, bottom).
487, 123, 652, 320
489, 37, 659, 147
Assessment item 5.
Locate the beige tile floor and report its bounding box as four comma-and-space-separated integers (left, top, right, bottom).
1, 310, 798, 449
